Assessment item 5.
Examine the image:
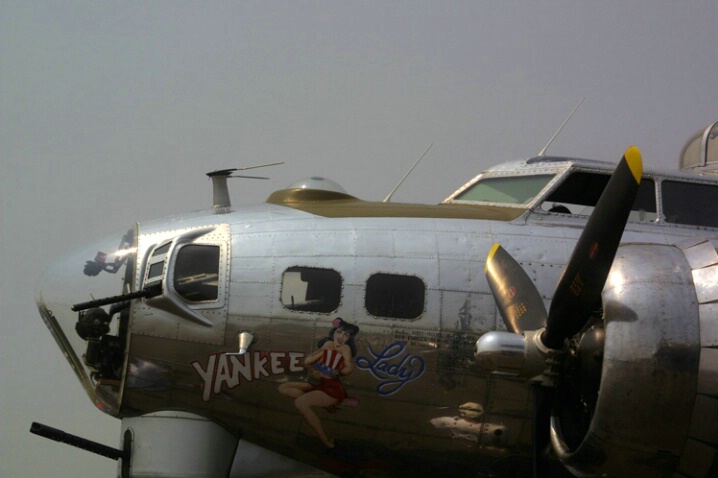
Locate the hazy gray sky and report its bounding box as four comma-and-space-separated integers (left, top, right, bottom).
2, 1, 716, 477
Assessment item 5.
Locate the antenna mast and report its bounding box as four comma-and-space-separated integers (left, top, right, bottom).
538, 98, 585, 157
383, 144, 433, 203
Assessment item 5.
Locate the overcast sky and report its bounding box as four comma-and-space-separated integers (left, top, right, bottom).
1, 1, 716, 477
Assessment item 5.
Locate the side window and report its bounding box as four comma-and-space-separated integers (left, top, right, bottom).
174, 245, 220, 302
541, 172, 657, 222
365, 273, 425, 319
145, 242, 172, 287
281, 267, 342, 313
663, 181, 718, 228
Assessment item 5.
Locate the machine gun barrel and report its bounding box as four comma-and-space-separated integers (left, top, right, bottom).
30, 422, 128, 461
71, 285, 161, 312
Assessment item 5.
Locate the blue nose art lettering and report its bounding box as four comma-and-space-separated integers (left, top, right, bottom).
356, 341, 425, 396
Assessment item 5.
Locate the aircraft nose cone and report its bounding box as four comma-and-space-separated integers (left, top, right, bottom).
36, 229, 136, 414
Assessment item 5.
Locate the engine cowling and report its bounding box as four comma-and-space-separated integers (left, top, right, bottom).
551, 241, 718, 477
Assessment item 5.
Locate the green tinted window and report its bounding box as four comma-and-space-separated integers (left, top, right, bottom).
455, 175, 553, 204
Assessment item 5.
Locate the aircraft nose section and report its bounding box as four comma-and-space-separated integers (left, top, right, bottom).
36, 228, 137, 415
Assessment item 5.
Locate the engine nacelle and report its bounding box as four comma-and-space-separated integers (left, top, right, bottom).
551, 242, 718, 477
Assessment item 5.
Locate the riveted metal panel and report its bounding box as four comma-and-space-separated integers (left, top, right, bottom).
423, 288, 442, 325
438, 258, 482, 292
678, 237, 709, 251
693, 265, 718, 304
228, 282, 276, 318
395, 229, 438, 258
355, 228, 394, 258
273, 230, 322, 257
435, 230, 493, 261
440, 290, 497, 332
231, 256, 275, 284
674, 240, 718, 478
698, 348, 718, 396
234, 232, 275, 259
681, 239, 718, 270
699, 303, 718, 347
603, 247, 698, 364
311, 229, 357, 256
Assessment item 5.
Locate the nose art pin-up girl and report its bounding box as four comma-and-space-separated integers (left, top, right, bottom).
278, 318, 359, 449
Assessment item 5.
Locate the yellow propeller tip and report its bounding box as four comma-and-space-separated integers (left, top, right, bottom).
485, 243, 501, 273
624, 146, 643, 183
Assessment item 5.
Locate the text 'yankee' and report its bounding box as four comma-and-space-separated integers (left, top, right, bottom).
192, 351, 305, 401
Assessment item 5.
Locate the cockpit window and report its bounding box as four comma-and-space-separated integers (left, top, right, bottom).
541, 172, 657, 222
173, 245, 220, 302
454, 175, 554, 205
663, 181, 718, 228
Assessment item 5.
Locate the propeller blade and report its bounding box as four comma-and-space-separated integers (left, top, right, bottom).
485, 244, 547, 333
543, 146, 642, 349
480, 147, 643, 478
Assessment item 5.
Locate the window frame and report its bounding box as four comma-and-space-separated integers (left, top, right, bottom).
537, 170, 658, 223
141, 226, 229, 314
172, 244, 222, 303
364, 272, 426, 320
280, 266, 343, 314
660, 179, 718, 228
452, 173, 556, 206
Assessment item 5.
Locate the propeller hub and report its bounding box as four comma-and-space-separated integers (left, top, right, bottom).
475, 329, 564, 386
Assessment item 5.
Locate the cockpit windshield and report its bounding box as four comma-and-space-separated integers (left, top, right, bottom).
36, 228, 136, 415
453, 175, 554, 205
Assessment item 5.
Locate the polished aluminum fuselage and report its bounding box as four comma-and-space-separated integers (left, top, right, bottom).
117, 197, 712, 474
37, 157, 718, 477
